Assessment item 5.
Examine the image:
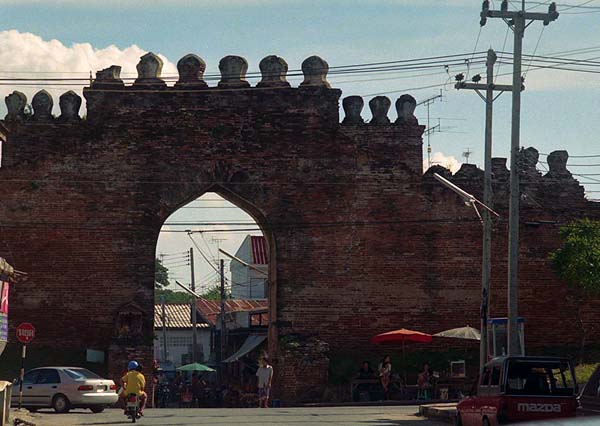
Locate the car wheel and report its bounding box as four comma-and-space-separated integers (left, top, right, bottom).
90, 406, 105, 413
455, 413, 463, 426
483, 417, 491, 426
52, 394, 70, 413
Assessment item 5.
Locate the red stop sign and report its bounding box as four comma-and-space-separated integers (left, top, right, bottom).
16, 323, 35, 344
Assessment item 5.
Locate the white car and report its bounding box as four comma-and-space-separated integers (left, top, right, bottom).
11, 367, 119, 413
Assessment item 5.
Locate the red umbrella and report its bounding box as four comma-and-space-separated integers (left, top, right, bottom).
371, 328, 433, 344
371, 328, 433, 383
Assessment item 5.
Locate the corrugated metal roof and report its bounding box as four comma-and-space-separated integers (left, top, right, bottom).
195, 298, 268, 327
251, 236, 268, 265
154, 304, 210, 330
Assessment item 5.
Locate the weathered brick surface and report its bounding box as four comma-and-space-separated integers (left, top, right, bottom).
1, 76, 599, 401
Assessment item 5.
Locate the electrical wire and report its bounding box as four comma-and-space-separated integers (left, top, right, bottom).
524, 26, 546, 77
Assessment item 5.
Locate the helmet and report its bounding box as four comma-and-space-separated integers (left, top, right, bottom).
128, 360, 139, 371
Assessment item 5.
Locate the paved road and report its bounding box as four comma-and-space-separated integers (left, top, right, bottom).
18, 406, 444, 426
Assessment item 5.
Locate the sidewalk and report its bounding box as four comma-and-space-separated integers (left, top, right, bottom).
10, 408, 38, 426
419, 402, 457, 423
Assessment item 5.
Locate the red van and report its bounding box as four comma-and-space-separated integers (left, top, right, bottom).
456, 356, 578, 426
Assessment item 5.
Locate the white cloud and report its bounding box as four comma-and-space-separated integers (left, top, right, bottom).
0, 0, 287, 5
0, 30, 177, 115
425, 151, 462, 173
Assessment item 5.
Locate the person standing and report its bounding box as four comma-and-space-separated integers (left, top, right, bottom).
256, 357, 274, 408
417, 362, 432, 400
378, 355, 392, 399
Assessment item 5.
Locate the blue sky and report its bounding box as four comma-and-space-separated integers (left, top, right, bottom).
2, 0, 600, 290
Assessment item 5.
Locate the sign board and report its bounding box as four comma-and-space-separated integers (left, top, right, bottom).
86, 349, 105, 363
0, 281, 9, 356
16, 323, 35, 344
0, 281, 8, 314
0, 313, 7, 342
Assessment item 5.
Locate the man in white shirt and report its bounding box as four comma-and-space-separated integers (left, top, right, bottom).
256, 357, 274, 408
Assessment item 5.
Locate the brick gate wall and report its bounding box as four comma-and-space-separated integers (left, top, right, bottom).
1, 54, 600, 401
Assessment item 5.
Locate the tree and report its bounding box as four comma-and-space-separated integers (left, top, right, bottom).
549, 218, 600, 358
200, 284, 231, 301
155, 258, 170, 288
154, 258, 190, 303
155, 288, 191, 304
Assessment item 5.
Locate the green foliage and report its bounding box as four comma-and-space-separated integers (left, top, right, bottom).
573, 363, 599, 386
200, 285, 230, 301
549, 218, 600, 295
155, 258, 170, 288
155, 287, 190, 304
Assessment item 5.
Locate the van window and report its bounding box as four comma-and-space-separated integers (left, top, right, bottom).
505, 360, 574, 396
491, 366, 501, 386
481, 367, 491, 386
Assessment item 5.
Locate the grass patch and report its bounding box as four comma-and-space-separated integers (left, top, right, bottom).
574, 363, 599, 385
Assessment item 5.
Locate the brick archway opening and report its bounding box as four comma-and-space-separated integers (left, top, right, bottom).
154, 185, 277, 384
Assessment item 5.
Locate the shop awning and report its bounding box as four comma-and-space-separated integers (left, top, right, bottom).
223, 334, 267, 363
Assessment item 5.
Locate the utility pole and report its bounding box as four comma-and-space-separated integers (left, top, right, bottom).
480, 0, 558, 356
219, 259, 226, 382
190, 247, 198, 363
456, 48, 514, 371
161, 295, 168, 363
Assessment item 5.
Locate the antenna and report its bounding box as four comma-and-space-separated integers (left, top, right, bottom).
462, 148, 472, 163
433, 173, 499, 222
418, 90, 443, 169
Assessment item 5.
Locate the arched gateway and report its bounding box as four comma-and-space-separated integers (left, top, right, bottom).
1, 52, 600, 402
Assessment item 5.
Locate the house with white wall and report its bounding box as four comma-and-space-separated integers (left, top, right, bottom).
230, 235, 268, 300
154, 303, 212, 366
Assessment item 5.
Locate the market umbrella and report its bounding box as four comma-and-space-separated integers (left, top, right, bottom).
371, 329, 433, 345
176, 363, 216, 372
433, 326, 481, 341
371, 328, 433, 383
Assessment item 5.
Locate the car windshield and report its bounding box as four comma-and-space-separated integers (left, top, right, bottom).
505, 360, 575, 396
63, 368, 102, 380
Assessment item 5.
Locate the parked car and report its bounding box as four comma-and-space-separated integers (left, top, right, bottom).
11, 367, 118, 413
579, 363, 600, 414
456, 356, 578, 426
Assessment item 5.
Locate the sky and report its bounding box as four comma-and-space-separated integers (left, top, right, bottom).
1, 0, 600, 291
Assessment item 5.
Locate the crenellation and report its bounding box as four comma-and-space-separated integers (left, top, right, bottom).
58, 91, 82, 121
395, 94, 418, 125
134, 52, 166, 88
257, 55, 290, 88
31, 90, 54, 121
545, 150, 572, 179
4, 91, 27, 121
491, 157, 509, 181
300, 56, 330, 88
341, 96, 364, 125
518, 147, 542, 183
423, 164, 451, 180
453, 163, 484, 181
175, 54, 207, 89
218, 55, 250, 88
92, 65, 124, 88
368, 96, 391, 125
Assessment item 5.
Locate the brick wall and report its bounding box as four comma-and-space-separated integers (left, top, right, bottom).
1, 58, 600, 402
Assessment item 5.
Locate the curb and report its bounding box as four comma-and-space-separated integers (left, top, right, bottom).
303, 399, 458, 408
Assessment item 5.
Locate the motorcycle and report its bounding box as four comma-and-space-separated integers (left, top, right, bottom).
156, 383, 170, 408
125, 393, 141, 423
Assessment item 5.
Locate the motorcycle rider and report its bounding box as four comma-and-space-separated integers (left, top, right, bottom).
121, 360, 147, 416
